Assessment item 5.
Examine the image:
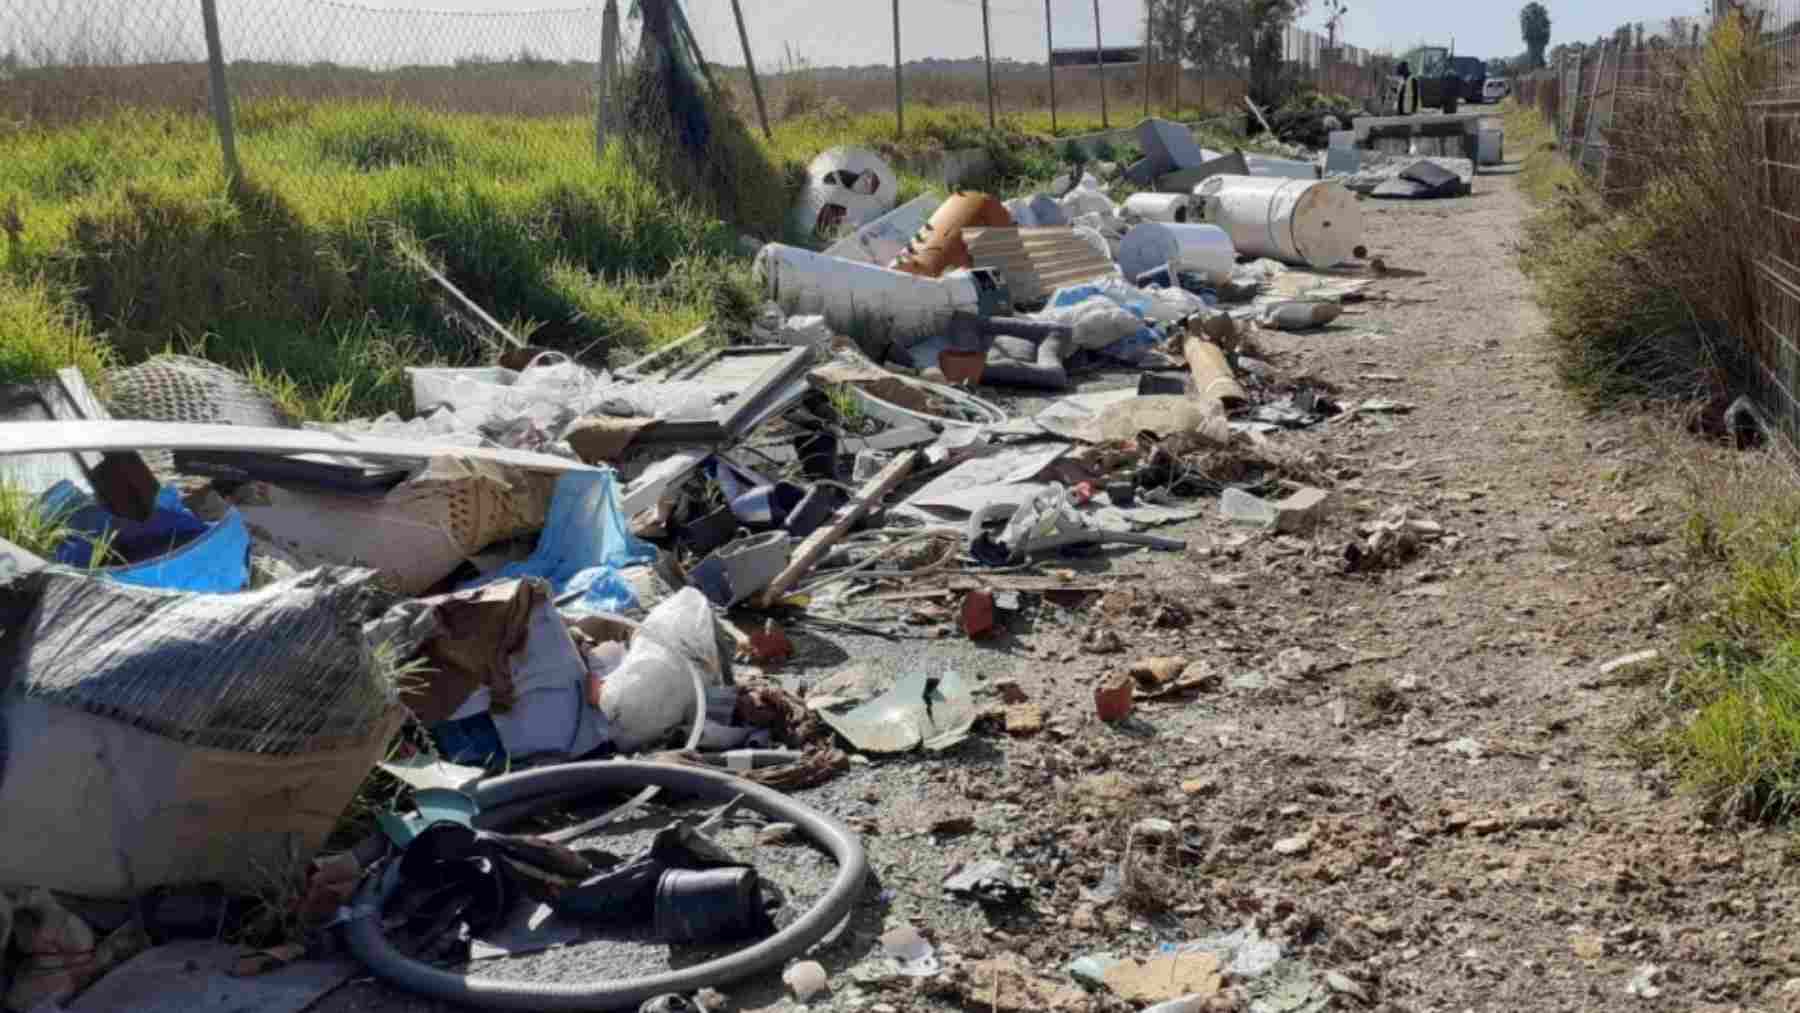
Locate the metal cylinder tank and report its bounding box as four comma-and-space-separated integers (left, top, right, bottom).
1116, 222, 1237, 285
1195, 175, 1363, 270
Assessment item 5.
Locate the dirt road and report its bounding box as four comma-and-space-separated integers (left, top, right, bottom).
321, 170, 1799, 1013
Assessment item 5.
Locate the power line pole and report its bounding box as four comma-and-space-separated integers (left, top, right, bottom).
893, 0, 905, 136
982, 0, 996, 129
1093, 0, 1107, 128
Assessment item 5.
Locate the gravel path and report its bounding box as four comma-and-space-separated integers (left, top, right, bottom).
317, 167, 1799, 1013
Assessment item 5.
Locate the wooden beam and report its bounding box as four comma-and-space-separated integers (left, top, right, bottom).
756, 450, 919, 607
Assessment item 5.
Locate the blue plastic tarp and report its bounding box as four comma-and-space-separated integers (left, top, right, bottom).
461, 470, 655, 615
41, 481, 251, 593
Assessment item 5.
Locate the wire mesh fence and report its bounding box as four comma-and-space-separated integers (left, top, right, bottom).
1513, 5, 1800, 456
2, 0, 1393, 141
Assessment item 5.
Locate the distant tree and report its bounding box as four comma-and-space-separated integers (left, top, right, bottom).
1520, 2, 1552, 68
1323, 0, 1348, 49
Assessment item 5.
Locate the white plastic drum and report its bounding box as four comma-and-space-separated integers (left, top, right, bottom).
754, 243, 980, 350
1122, 192, 1197, 224
1195, 175, 1363, 270
1116, 222, 1237, 284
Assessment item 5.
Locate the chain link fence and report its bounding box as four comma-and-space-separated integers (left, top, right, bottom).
3, 0, 1392, 146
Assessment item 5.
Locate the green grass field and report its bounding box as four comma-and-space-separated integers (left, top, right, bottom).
0, 95, 1243, 420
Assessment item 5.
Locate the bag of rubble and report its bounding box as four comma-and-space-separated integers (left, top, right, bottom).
0, 565, 405, 899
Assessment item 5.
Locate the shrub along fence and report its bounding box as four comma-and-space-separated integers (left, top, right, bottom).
1516, 5, 1800, 457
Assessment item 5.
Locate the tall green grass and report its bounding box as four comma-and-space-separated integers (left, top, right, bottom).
1, 94, 1259, 420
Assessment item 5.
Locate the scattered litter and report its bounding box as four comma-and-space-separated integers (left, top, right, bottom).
1625, 963, 1665, 999
881, 924, 940, 977
784, 961, 829, 1001
1101, 951, 1224, 1004
942, 859, 1029, 905
817, 670, 976, 753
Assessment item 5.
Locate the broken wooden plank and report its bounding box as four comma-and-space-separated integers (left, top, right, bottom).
55, 369, 157, 522
756, 450, 919, 608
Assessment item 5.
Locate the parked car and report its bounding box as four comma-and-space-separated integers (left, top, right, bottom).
1483, 77, 1511, 102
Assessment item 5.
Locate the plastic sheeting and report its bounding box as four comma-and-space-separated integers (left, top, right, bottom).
0, 566, 403, 898
0, 565, 395, 755
1037, 281, 1175, 363
461, 470, 656, 615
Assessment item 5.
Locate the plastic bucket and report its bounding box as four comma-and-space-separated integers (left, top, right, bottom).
1195, 175, 1363, 270
1117, 223, 1237, 285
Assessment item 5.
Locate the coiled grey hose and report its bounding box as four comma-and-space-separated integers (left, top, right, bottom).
344, 762, 869, 1011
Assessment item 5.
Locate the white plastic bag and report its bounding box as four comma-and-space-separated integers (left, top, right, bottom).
598, 588, 724, 751
1036, 295, 1145, 351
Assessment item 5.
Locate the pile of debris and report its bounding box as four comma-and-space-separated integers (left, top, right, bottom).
0, 113, 1436, 1012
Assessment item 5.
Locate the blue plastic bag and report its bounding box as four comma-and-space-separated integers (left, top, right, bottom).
42, 481, 251, 593
463, 470, 655, 612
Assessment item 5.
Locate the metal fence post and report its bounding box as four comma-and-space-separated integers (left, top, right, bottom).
728, 0, 773, 139
198, 0, 241, 186
596, 0, 620, 160
1142, 0, 1152, 116
982, 0, 996, 129
1093, 0, 1107, 128
893, 0, 905, 137
1046, 0, 1058, 133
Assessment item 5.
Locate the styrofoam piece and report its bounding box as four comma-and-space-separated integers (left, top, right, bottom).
824, 192, 942, 266
1477, 128, 1504, 166
1117, 222, 1237, 285
1196, 175, 1363, 270
755, 243, 981, 352
791, 146, 900, 240
1122, 192, 1198, 225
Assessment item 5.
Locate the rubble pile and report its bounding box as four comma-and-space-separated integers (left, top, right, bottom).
0, 111, 1478, 1012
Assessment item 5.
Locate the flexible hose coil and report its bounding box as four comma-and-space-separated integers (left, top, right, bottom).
343, 761, 869, 1011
